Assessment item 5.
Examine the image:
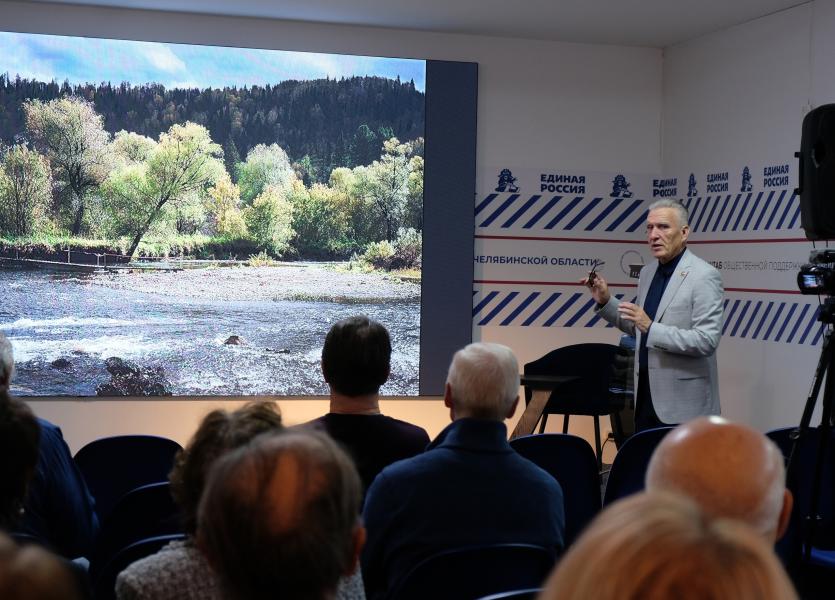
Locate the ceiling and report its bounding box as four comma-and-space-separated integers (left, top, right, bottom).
16, 0, 809, 47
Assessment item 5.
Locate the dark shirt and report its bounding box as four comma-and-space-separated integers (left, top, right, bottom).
19, 418, 99, 558
311, 413, 429, 491
639, 249, 686, 368
361, 418, 565, 600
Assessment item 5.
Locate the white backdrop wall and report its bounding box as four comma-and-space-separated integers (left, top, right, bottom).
661, 1, 829, 432
3, 1, 663, 451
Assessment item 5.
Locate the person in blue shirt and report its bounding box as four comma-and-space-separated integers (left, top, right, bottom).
361, 342, 566, 599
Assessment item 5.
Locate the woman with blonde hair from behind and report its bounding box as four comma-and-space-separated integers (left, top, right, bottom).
539, 491, 797, 600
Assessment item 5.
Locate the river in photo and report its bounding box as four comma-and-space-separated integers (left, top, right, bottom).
1, 264, 420, 396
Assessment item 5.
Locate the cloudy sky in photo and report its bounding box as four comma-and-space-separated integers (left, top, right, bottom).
0, 31, 425, 92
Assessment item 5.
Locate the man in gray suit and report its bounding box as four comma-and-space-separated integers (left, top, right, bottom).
584, 199, 724, 430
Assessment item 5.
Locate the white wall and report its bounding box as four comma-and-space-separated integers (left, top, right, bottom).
662, 4, 812, 172
3, 1, 663, 453
661, 1, 827, 432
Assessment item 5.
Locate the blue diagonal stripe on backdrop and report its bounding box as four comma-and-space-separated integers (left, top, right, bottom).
697, 197, 715, 228
763, 303, 786, 341
742, 192, 764, 230
565, 297, 597, 327
692, 196, 710, 232
480, 194, 520, 228
765, 190, 787, 230
688, 197, 703, 230
734, 192, 755, 230
475, 193, 498, 216
722, 299, 741, 335
813, 321, 826, 345
522, 292, 562, 326
730, 300, 752, 337
798, 305, 821, 344
753, 191, 774, 231
544, 293, 582, 326
732, 193, 753, 231
683, 197, 693, 211
699, 196, 720, 232
585, 198, 622, 231
752, 302, 774, 340
472, 291, 499, 317
545, 196, 583, 229
501, 195, 542, 228
722, 194, 743, 231
712, 195, 731, 232
523, 196, 562, 229
479, 292, 519, 326
565, 197, 603, 230
606, 200, 642, 232
785, 304, 810, 343
789, 205, 801, 229
736, 192, 755, 230
740, 301, 763, 338
500, 292, 540, 326
773, 303, 798, 342
626, 210, 649, 233
776, 194, 795, 229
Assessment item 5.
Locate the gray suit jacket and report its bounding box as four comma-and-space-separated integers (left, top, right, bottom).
597, 248, 724, 423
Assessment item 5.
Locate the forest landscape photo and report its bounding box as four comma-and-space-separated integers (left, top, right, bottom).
0, 32, 425, 396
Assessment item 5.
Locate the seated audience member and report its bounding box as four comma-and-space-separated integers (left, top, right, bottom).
0, 332, 99, 558
115, 402, 284, 600
0, 386, 40, 532
197, 430, 365, 600
539, 491, 797, 600
361, 342, 565, 600
309, 316, 429, 491
0, 532, 84, 600
645, 415, 792, 541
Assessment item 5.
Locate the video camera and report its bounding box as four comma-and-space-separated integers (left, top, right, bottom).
797, 250, 835, 295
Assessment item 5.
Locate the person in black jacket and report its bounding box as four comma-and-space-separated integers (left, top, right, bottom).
308, 316, 429, 492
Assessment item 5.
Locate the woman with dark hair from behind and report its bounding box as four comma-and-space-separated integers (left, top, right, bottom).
115, 402, 284, 600
0, 386, 40, 533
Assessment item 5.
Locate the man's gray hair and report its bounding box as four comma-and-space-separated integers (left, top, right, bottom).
648, 199, 689, 227
446, 343, 519, 421
0, 333, 13, 389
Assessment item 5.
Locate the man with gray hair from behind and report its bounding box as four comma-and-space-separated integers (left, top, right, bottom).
645, 416, 793, 542
361, 342, 565, 600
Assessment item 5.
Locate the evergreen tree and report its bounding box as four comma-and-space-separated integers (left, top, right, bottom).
224, 137, 241, 182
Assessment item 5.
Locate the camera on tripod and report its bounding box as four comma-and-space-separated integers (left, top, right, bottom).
789, 104, 835, 571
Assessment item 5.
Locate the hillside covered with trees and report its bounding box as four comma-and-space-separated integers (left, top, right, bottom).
0, 74, 424, 184
0, 82, 424, 266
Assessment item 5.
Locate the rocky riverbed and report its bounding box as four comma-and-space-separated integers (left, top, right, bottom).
88, 262, 420, 303
2, 265, 421, 396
